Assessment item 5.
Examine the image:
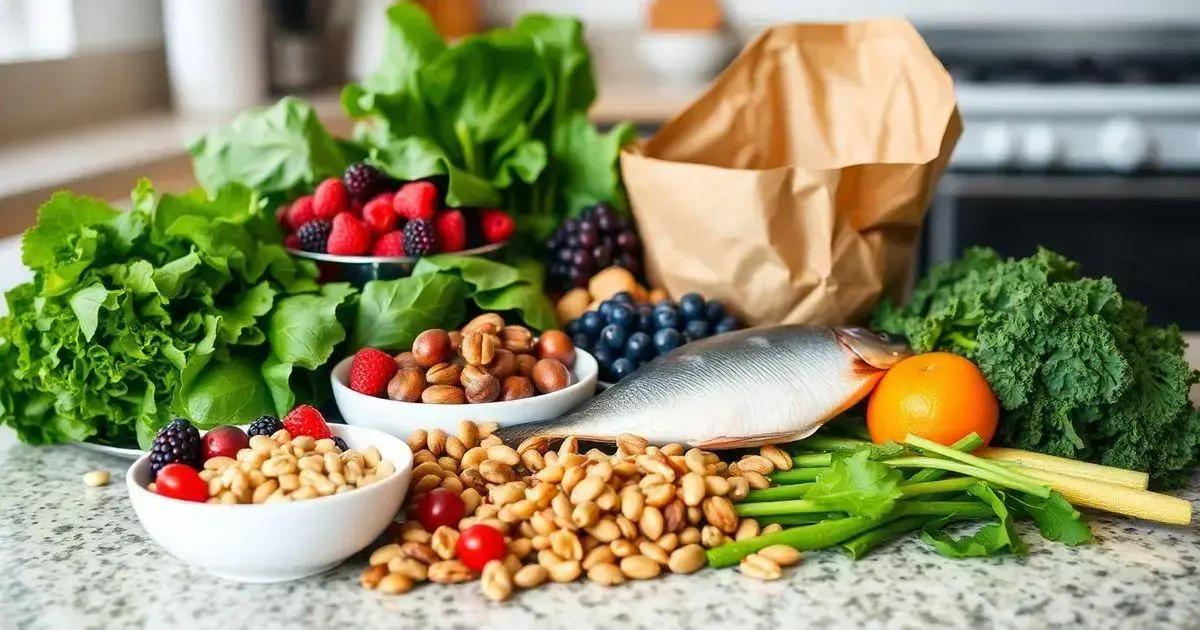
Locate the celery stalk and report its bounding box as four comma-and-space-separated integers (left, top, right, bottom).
769, 468, 826, 484
903, 434, 984, 485
743, 483, 813, 503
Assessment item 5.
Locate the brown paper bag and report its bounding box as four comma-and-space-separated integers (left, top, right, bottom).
621, 18, 961, 326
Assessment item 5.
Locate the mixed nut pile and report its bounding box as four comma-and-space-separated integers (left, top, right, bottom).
349, 314, 577, 404
359, 420, 805, 600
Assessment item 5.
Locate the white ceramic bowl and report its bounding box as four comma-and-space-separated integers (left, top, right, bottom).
637, 31, 732, 82
126, 424, 412, 583
331, 349, 599, 438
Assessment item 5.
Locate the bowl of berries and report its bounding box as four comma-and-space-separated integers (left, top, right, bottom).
280, 164, 515, 286
126, 407, 413, 583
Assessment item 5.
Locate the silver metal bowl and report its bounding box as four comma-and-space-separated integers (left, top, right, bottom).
287, 242, 508, 286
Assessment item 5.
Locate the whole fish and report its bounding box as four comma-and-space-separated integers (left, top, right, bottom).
499, 325, 910, 449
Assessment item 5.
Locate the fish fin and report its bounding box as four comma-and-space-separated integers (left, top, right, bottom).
493, 421, 570, 448
695, 431, 806, 450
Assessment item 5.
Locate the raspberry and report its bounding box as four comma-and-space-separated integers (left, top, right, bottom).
480, 208, 515, 243
275, 203, 290, 229
149, 419, 202, 479
362, 193, 397, 234
349, 347, 398, 397
393, 181, 438, 221
247, 414, 283, 437
313, 178, 350, 220
343, 162, 385, 201
434, 209, 468, 252
326, 212, 372, 256
284, 232, 301, 250
282, 405, 332, 440
297, 219, 332, 253
286, 195, 316, 230
403, 219, 437, 257
373, 231, 406, 257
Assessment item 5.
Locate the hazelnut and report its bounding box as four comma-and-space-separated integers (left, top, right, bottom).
461, 365, 500, 404
461, 331, 496, 366
501, 325, 535, 354
501, 376, 536, 401
536, 330, 576, 367
462, 313, 504, 337
487, 349, 517, 379
412, 329, 452, 367
426, 362, 462, 386
449, 330, 464, 352
515, 354, 537, 377
388, 368, 427, 402
394, 352, 422, 370
422, 384, 466, 404
531, 358, 571, 394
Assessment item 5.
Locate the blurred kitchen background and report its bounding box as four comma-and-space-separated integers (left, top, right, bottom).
1, 0, 1200, 329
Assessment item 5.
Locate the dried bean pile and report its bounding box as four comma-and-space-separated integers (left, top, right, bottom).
359, 421, 805, 599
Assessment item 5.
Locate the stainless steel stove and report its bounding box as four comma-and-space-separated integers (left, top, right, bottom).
920, 26, 1200, 328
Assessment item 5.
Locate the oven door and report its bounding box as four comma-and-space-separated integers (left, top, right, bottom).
925, 173, 1200, 328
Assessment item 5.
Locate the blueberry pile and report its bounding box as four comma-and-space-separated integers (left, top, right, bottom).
546, 203, 643, 293
567, 292, 740, 382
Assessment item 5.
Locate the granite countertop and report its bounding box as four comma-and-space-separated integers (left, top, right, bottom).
2, 432, 1198, 630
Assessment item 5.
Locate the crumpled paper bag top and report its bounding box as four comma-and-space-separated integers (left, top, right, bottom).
621, 18, 961, 327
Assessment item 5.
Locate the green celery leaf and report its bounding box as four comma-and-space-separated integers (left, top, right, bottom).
805, 450, 903, 519
920, 483, 1027, 558
1010, 491, 1093, 545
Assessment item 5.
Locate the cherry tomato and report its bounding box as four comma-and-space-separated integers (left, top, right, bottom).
416, 488, 465, 531
155, 463, 208, 502
455, 524, 506, 572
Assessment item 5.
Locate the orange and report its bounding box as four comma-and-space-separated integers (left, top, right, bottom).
866, 352, 999, 447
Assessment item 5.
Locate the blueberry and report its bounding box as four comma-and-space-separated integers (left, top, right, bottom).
572, 332, 593, 351
714, 316, 739, 335
599, 324, 628, 352
655, 298, 675, 310
608, 303, 635, 329
612, 291, 635, 305
679, 293, 706, 321
704, 300, 726, 323
625, 332, 652, 361
592, 346, 615, 380
610, 357, 637, 381
598, 300, 617, 322
580, 311, 605, 336
652, 307, 680, 331
636, 308, 655, 334
565, 318, 583, 336
652, 328, 682, 355
685, 319, 711, 339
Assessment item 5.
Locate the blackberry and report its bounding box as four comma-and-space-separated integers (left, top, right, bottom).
332, 436, 349, 452
343, 162, 385, 201
297, 219, 332, 253
149, 418, 202, 479
545, 203, 644, 292
247, 414, 283, 438
403, 219, 437, 256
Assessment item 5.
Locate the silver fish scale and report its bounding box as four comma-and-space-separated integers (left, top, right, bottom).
541, 325, 871, 447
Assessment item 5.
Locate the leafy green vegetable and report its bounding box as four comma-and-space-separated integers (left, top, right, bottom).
0, 181, 354, 449
412, 255, 558, 332
1010, 491, 1093, 545
804, 450, 903, 519
189, 96, 350, 201
920, 483, 1027, 558
874, 247, 1200, 487
352, 273, 470, 350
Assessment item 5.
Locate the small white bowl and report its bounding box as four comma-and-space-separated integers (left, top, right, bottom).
126, 424, 412, 583
637, 30, 732, 82
331, 350, 598, 438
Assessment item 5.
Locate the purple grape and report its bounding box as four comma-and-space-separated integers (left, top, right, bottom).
617, 231, 640, 252
593, 243, 612, 268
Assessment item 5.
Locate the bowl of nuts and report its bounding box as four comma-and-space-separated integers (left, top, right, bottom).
330, 314, 599, 437
126, 418, 413, 583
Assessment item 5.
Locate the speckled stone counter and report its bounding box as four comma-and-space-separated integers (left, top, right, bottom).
3, 437, 1199, 630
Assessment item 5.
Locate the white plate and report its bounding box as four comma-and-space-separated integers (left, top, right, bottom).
331, 349, 598, 438
74, 441, 143, 460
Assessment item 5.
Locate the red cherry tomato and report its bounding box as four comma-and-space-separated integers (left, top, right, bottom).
455, 524, 507, 572
416, 488, 465, 531
155, 463, 208, 502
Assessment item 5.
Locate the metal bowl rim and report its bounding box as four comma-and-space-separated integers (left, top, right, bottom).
286, 241, 507, 264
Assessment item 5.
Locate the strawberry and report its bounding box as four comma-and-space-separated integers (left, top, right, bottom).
282, 405, 332, 440
393, 181, 438, 221
313, 178, 350, 220
362, 193, 397, 234
480, 209, 515, 244
434, 209, 468, 252
349, 348, 398, 397
284, 232, 302, 249
326, 212, 373, 256
285, 195, 316, 230
372, 231, 406, 257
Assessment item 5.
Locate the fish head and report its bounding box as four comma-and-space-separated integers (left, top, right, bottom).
834, 327, 912, 371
